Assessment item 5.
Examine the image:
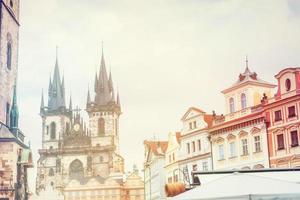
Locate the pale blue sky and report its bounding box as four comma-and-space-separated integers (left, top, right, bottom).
16, 0, 300, 190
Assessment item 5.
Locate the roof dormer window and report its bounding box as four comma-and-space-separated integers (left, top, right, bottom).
10, 0, 13, 8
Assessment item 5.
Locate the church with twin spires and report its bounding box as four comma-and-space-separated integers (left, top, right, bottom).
35, 49, 144, 200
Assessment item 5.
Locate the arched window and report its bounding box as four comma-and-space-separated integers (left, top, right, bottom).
241, 93, 247, 109
7, 41, 12, 70
229, 97, 235, 113
98, 118, 105, 136
69, 159, 84, 178
285, 79, 291, 91
49, 168, 54, 176
50, 122, 56, 140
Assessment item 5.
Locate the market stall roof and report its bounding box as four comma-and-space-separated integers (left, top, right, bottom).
171, 172, 300, 200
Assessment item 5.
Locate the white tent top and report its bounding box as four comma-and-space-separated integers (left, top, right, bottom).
171, 172, 300, 200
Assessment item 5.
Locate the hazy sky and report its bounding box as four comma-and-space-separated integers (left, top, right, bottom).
17, 0, 300, 190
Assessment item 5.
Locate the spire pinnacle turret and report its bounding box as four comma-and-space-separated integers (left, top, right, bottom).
244, 55, 251, 74
94, 44, 111, 105
10, 84, 19, 128
94, 72, 98, 93
87, 88, 91, 104
47, 47, 66, 111
40, 90, 45, 114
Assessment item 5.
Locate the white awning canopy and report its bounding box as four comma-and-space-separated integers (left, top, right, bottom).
171, 172, 300, 200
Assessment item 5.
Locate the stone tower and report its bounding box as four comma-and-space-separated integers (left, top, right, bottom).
37, 51, 73, 190
0, 0, 20, 125
86, 49, 122, 153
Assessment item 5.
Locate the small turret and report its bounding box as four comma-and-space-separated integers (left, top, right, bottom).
10, 84, 19, 129
40, 90, 45, 115
87, 88, 91, 104
47, 48, 66, 112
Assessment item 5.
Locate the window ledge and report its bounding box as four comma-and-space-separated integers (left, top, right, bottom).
253, 150, 262, 154
228, 156, 237, 159
291, 144, 299, 148
218, 158, 225, 161
277, 147, 285, 151
288, 116, 297, 121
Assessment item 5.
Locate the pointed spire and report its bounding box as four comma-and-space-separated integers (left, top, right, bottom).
108, 69, 115, 102
95, 43, 111, 105
87, 88, 91, 104
10, 84, 19, 128
244, 55, 251, 74
40, 90, 45, 113
94, 72, 98, 93
108, 70, 113, 91
48, 47, 66, 111
62, 75, 65, 101
48, 75, 52, 96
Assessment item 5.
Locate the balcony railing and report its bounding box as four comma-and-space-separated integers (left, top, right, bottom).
213, 105, 264, 126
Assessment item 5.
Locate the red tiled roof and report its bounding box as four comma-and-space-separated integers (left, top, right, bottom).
204, 114, 214, 128
175, 132, 181, 143
144, 140, 168, 156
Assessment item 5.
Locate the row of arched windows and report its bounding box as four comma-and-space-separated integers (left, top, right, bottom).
229, 93, 247, 113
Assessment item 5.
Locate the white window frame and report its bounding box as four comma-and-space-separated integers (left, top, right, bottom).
241, 138, 248, 156
254, 135, 261, 152
229, 142, 236, 157
218, 144, 225, 160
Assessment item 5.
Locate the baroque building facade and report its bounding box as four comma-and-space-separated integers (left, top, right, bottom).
144, 140, 168, 200
35, 50, 144, 200
164, 132, 181, 184
0, 0, 33, 200
178, 107, 214, 183
264, 67, 300, 168
210, 63, 275, 170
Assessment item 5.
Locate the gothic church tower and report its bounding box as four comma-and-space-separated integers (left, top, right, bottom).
40, 51, 72, 150
37, 51, 73, 191
86, 49, 121, 153
0, 0, 21, 126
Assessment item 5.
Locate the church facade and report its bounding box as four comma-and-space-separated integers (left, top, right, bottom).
35, 50, 144, 200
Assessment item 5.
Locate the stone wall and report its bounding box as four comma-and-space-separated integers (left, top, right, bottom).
0, 0, 19, 125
